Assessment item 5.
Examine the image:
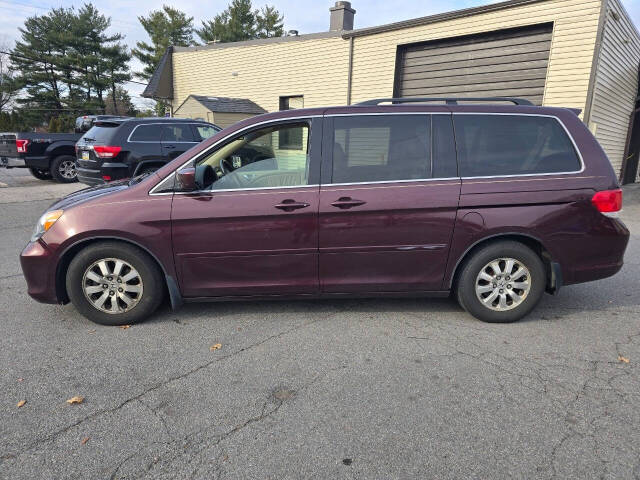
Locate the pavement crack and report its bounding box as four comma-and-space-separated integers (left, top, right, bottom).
0, 315, 327, 465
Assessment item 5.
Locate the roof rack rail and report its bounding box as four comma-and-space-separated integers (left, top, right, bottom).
356, 97, 534, 106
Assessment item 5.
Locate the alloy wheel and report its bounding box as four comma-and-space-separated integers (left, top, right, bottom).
82, 258, 144, 314
59, 159, 77, 179
475, 257, 531, 311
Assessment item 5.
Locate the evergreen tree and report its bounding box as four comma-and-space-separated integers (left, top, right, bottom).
11, 3, 132, 123
0, 41, 19, 112
132, 5, 194, 81
255, 6, 284, 39
197, 0, 284, 44
105, 86, 137, 116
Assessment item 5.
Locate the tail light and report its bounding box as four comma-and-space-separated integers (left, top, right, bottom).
102, 175, 112, 181
591, 189, 622, 215
93, 146, 121, 158
15, 139, 29, 153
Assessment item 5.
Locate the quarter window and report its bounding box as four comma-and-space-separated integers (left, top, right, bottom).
454, 115, 581, 177
194, 122, 310, 191
331, 115, 435, 183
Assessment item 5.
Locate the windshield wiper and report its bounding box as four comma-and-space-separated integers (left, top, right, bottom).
128, 171, 153, 186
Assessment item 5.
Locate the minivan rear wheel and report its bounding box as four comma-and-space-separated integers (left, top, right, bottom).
456, 241, 545, 323
66, 241, 164, 325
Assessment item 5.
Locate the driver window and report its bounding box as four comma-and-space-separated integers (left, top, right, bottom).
195, 122, 310, 191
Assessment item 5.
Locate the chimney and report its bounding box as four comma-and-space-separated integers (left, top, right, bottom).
329, 1, 355, 31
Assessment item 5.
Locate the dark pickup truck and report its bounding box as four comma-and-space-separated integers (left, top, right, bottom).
0, 131, 82, 182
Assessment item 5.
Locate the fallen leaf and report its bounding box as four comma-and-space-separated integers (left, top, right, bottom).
66, 396, 85, 405
119, 325, 130, 330
81, 437, 90, 445
17, 378, 23, 382
618, 356, 630, 364
87, 329, 96, 334
210, 343, 222, 351
17, 400, 26, 408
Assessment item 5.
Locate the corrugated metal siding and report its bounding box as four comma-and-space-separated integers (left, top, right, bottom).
588, 0, 640, 177
396, 24, 553, 105
172, 36, 349, 112
350, 0, 601, 112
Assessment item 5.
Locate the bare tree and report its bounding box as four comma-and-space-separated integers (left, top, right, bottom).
0, 37, 19, 112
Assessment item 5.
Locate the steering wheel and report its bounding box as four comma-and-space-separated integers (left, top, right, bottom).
220, 158, 233, 174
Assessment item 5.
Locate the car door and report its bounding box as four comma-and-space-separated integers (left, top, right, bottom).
171, 118, 322, 297
161, 123, 198, 161
319, 112, 461, 293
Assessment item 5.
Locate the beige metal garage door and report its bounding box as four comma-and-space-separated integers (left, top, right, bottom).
395, 23, 553, 105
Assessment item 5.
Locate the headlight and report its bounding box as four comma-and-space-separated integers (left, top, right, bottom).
31, 210, 64, 242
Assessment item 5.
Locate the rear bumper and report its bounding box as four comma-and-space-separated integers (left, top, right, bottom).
0, 156, 26, 168
564, 217, 630, 285
76, 161, 129, 186
20, 240, 60, 304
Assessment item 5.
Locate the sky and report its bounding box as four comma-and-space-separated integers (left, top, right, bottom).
1, 0, 640, 108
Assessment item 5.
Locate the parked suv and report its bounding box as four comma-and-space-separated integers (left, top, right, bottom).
21, 98, 629, 326
75, 118, 222, 185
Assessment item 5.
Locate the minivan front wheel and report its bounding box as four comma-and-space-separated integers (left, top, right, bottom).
456, 241, 545, 323
66, 241, 164, 325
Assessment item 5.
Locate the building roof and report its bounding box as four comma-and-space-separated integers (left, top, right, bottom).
342, 0, 546, 38
180, 95, 267, 114
141, 47, 173, 99
173, 31, 343, 53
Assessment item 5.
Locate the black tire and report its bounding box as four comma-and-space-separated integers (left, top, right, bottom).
28, 168, 52, 180
456, 241, 546, 323
50, 155, 78, 183
66, 241, 164, 326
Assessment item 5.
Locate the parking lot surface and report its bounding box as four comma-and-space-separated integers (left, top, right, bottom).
1, 168, 639, 479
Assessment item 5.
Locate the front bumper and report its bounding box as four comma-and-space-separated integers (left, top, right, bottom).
0, 156, 26, 168
20, 240, 60, 304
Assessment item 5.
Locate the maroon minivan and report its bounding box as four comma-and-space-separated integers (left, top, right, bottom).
20, 98, 629, 325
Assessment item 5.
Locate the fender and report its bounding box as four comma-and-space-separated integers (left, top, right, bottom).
45, 140, 77, 158
445, 230, 555, 290
55, 235, 183, 310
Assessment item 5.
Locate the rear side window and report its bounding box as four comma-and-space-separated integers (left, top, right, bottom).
83, 124, 118, 143
454, 115, 581, 177
130, 124, 161, 142
161, 124, 195, 142
332, 115, 431, 183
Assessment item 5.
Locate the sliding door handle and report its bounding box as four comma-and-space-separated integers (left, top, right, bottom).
275, 199, 310, 212
330, 197, 366, 209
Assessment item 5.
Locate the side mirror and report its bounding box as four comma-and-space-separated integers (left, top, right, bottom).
175, 167, 197, 192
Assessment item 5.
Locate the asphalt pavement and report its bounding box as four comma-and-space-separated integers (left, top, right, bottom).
1, 167, 639, 479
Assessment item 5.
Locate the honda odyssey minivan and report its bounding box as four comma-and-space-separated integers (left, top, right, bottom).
20, 98, 630, 326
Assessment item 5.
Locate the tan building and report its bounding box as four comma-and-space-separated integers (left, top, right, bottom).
143, 0, 640, 183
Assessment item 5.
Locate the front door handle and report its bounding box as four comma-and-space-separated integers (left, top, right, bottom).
163, 144, 176, 149
330, 197, 366, 209
275, 199, 310, 212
